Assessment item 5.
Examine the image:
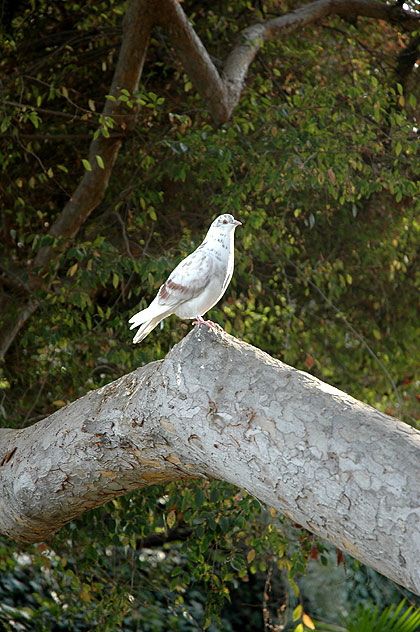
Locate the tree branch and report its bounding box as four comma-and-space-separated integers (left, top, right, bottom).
155, 0, 231, 122
1, 328, 419, 596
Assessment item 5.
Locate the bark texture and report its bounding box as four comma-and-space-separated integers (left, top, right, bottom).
1, 327, 419, 596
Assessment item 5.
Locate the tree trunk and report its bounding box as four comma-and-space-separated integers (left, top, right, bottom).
1, 327, 419, 596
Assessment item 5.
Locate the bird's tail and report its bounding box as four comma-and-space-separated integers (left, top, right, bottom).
131, 316, 163, 343
129, 306, 170, 343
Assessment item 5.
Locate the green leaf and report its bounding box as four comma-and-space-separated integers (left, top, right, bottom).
148, 207, 157, 221
293, 604, 303, 621
82, 158, 92, 171
67, 263, 78, 277
194, 487, 206, 507
95, 155, 105, 169
167, 509, 176, 529
408, 93, 417, 108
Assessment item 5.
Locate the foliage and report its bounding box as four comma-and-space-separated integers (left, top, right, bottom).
0, 483, 314, 630
1, 0, 420, 628
314, 599, 420, 632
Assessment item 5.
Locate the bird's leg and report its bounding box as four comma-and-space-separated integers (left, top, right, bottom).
192, 314, 216, 328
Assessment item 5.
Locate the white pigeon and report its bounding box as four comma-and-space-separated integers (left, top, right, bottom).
129, 213, 242, 343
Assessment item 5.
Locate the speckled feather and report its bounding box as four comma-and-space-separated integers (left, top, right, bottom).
129, 214, 241, 343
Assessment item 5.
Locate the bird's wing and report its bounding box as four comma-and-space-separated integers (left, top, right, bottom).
156, 247, 213, 308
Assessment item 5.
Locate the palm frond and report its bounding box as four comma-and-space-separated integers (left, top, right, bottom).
314, 599, 420, 632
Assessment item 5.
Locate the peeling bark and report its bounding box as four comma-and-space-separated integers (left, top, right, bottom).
1, 328, 419, 596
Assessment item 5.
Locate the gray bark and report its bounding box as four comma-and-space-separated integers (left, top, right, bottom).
1, 327, 419, 596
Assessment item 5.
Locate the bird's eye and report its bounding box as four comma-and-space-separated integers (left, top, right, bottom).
223, 219, 227, 224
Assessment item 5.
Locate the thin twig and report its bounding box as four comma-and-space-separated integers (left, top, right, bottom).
23, 375, 48, 425
115, 211, 135, 260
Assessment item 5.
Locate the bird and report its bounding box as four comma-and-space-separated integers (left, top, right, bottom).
129, 213, 242, 343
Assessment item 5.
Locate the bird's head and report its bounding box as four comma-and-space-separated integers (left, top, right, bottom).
211, 214, 242, 230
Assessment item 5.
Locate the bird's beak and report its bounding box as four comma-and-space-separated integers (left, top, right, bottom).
234, 220, 242, 226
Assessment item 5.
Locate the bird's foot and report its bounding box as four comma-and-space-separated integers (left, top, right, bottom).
193, 316, 223, 332
192, 315, 214, 327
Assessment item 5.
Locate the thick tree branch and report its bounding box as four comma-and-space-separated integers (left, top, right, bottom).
1, 328, 419, 596
155, 0, 231, 122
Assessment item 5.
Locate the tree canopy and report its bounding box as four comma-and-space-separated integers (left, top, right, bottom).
1, 0, 419, 629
